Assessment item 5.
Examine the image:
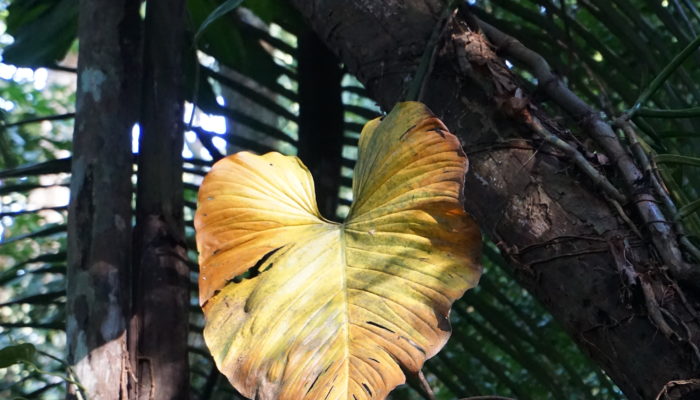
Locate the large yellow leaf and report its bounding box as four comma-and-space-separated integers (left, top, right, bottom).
195, 101, 481, 400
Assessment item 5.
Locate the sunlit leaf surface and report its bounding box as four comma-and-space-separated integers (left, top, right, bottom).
195, 102, 482, 400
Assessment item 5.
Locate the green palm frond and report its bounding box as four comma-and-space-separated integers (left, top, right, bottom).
3, 0, 699, 399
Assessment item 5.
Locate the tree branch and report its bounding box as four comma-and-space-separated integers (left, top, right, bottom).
469, 12, 699, 290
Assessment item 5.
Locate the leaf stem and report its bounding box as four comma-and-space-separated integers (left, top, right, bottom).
405, 0, 459, 102
636, 106, 700, 118
629, 34, 700, 115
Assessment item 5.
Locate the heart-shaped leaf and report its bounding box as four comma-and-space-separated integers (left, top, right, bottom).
195, 101, 481, 400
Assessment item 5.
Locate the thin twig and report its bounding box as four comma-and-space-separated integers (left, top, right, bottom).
526, 247, 610, 266
630, 34, 700, 115
406, 0, 459, 101
618, 121, 700, 262
639, 276, 677, 341
1, 113, 75, 129
416, 370, 436, 400
514, 234, 606, 255
667, 274, 700, 320
654, 378, 700, 400
607, 235, 638, 286
661, 307, 700, 363
636, 106, 700, 118
607, 195, 643, 239
46, 65, 77, 73
35, 351, 87, 400
527, 116, 626, 202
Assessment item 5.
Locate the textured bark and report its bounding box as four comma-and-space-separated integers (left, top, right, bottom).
131, 0, 190, 399
297, 30, 345, 219
66, 0, 140, 398
289, 1, 700, 399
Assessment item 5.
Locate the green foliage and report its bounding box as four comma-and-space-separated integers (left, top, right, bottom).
243, 0, 303, 31
2, 0, 77, 68
194, 0, 245, 42
1, 0, 699, 398
0, 343, 35, 368
187, 0, 287, 87
0, 4, 72, 397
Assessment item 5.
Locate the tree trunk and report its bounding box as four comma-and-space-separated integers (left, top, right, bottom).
131, 0, 190, 398
68, 0, 190, 399
297, 30, 345, 219
288, 1, 700, 399
66, 0, 140, 398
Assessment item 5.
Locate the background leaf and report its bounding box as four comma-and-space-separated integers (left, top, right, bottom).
0, 343, 35, 368
194, 0, 244, 43
2, 0, 77, 67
